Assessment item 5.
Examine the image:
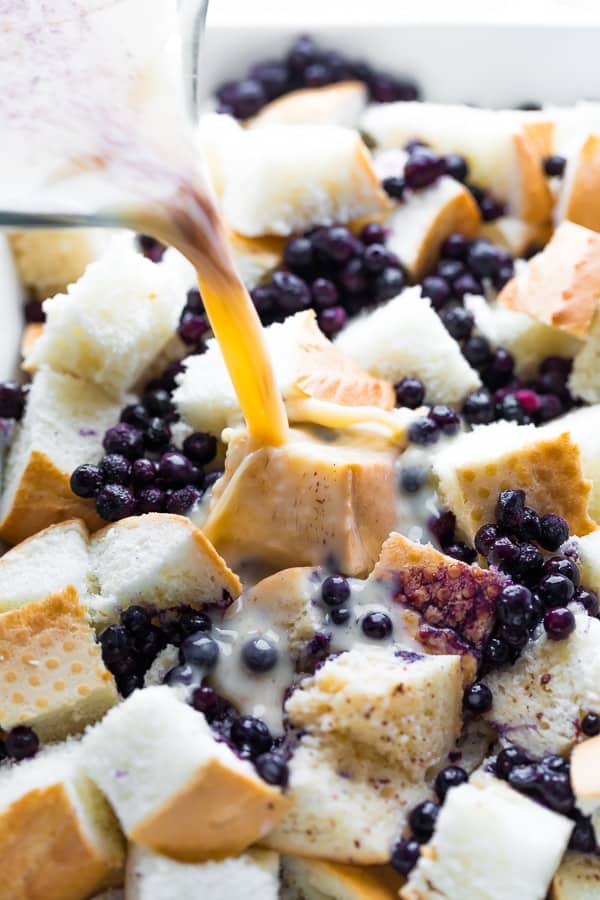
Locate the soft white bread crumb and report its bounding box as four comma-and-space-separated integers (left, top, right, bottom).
0, 367, 122, 545
569, 304, 600, 403
0, 741, 125, 900
24, 238, 187, 399
465, 294, 582, 378
335, 287, 481, 405
174, 309, 394, 437
263, 732, 428, 864
285, 645, 462, 781
551, 853, 600, 900
143, 644, 179, 688
0, 587, 118, 741
433, 421, 596, 541
0, 519, 89, 614
543, 405, 600, 523
251, 81, 368, 129
281, 856, 403, 900
125, 844, 279, 900
572, 528, 600, 596
220, 124, 389, 237
386, 177, 480, 280
87, 513, 241, 626
82, 685, 290, 862
401, 775, 572, 900
361, 102, 552, 224
483, 611, 600, 755
8, 228, 115, 299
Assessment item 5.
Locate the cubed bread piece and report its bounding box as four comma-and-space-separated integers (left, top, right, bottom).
281, 856, 403, 900
572, 529, 600, 596
371, 532, 500, 680
204, 427, 397, 576
0, 367, 122, 545
569, 305, 600, 403
220, 125, 390, 237
251, 82, 368, 128
24, 239, 186, 399
499, 221, 600, 338
243, 567, 323, 652
400, 775, 572, 900
263, 732, 428, 864
479, 217, 551, 257
571, 734, 600, 817
335, 287, 481, 405
543, 406, 600, 523
551, 853, 600, 900
87, 513, 241, 627
174, 309, 394, 436
0, 519, 89, 614
0, 587, 118, 741
361, 102, 552, 224
21, 322, 44, 359
285, 645, 462, 781
433, 421, 596, 542
483, 611, 600, 755
554, 134, 600, 233
83, 686, 290, 862
465, 295, 582, 378
0, 742, 125, 900
126, 844, 279, 900
386, 177, 480, 280
8, 228, 114, 299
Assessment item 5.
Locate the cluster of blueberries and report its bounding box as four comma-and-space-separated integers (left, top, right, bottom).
70, 376, 219, 523
0, 724, 39, 762
215, 34, 420, 121
319, 574, 394, 638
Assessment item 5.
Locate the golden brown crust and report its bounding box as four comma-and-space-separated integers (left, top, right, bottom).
0, 449, 104, 546
571, 734, 600, 809
513, 129, 553, 226
131, 755, 292, 863
288, 859, 404, 899
251, 81, 367, 127
562, 135, 600, 233
499, 221, 600, 338
20, 323, 44, 362
0, 586, 118, 741
353, 139, 394, 220
410, 184, 480, 280
0, 781, 124, 900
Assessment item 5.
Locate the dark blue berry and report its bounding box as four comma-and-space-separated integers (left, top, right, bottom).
321, 575, 351, 607
99, 454, 132, 485
242, 637, 278, 672
444, 542, 476, 564
466, 240, 503, 279
361, 222, 386, 245
70, 464, 103, 498
544, 607, 576, 641
310, 278, 338, 310
330, 606, 351, 625
230, 79, 267, 118
6, 726, 39, 760
374, 266, 405, 300
183, 432, 217, 466
143, 418, 171, 451
96, 484, 136, 521
582, 712, 600, 737
514, 542, 544, 584
103, 423, 144, 460
495, 489, 525, 532
180, 610, 212, 637
453, 273, 483, 299
409, 800, 440, 841
361, 611, 393, 640
437, 258, 465, 281
462, 389, 495, 425
158, 451, 193, 487
363, 243, 388, 273
482, 347, 514, 390
497, 584, 533, 629
318, 306, 347, 338
284, 236, 314, 272
121, 605, 150, 635
441, 306, 474, 340
543, 155, 566, 177
474, 524, 499, 557
400, 467, 426, 494
391, 838, 421, 875
137, 486, 165, 513
231, 716, 272, 757
519, 507, 541, 543
538, 574, 575, 608
99, 624, 129, 664
421, 275, 450, 310
394, 377, 425, 409
271, 271, 311, 314
495, 745, 531, 779
539, 514, 569, 551
191, 685, 222, 720
408, 417, 439, 446
434, 765, 468, 801
463, 682, 493, 714
484, 635, 510, 667
404, 149, 445, 189
382, 176, 406, 199
132, 458, 157, 486
487, 536, 520, 569
178, 312, 209, 346
569, 817, 597, 853
340, 258, 367, 295
480, 195, 505, 221
181, 633, 219, 669
120, 403, 150, 429
543, 556, 580, 587
137, 234, 166, 262
444, 153, 469, 182
428, 510, 456, 546
255, 752, 290, 787
575, 587, 599, 617
441, 234, 468, 260
164, 663, 195, 686
143, 389, 174, 417
165, 486, 202, 515
249, 60, 289, 99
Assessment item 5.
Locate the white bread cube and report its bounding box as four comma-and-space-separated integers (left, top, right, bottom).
401, 775, 572, 900
0, 367, 122, 545
126, 844, 279, 900
386, 177, 480, 280
263, 732, 428, 864
433, 421, 597, 542
174, 309, 394, 437
8, 228, 114, 300
479, 216, 551, 258
554, 133, 600, 233
220, 125, 390, 237
483, 610, 600, 756
285, 645, 462, 781
571, 734, 600, 817
361, 102, 552, 224
499, 221, 600, 339
543, 405, 600, 523
334, 287, 481, 405
569, 304, 600, 403
0, 742, 125, 900
551, 853, 600, 900
281, 856, 403, 900
0, 586, 118, 741
251, 81, 368, 129
0, 519, 89, 614
24, 239, 187, 399
572, 528, 600, 596
204, 426, 396, 576
87, 513, 241, 627
465, 294, 582, 378
83, 686, 291, 862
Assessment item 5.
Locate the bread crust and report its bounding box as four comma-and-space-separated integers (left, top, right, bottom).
283, 857, 404, 900
251, 81, 368, 128
561, 134, 600, 233
514, 127, 553, 226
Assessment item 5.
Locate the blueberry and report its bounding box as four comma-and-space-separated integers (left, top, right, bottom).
443, 542, 476, 564
249, 60, 289, 99
474, 524, 500, 557
382, 176, 406, 199
483, 635, 511, 667
183, 432, 217, 466
99, 453, 132, 485
487, 536, 520, 570
96, 484, 136, 521
120, 403, 150, 429
191, 685, 222, 720
180, 610, 212, 637
271, 271, 311, 313
130, 458, 156, 487
494, 263, 515, 290
495, 489, 525, 532
121, 605, 150, 636
537, 394, 563, 422
5, 726, 39, 760
99, 624, 129, 665
230, 79, 267, 118
544, 607, 576, 641
137, 486, 166, 513
390, 838, 421, 875
543, 155, 566, 177
361, 222, 386, 245
283, 236, 314, 272
404, 148, 446, 190
103, 423, 144, 459
539, 514, 569, 551
242, 636, 278, 672
466, 239, 503, 279
0, 381, 25, 420
408, 800, 440, 841
24, 299, 45, 323
434, 765, 468, 801
287, 34, 320, 74
255, 752, 290, 787
428, 405, 461, 436
497, 394, 528, 425
495, 745, 531, 779
178, 312, 209, 346
339, 258, 367, 295
158, 451, 193, 487
70, 463, 103, 498
428, 510, 456, 547
462, 335, 491, 368
361, 611, 393, 640
421, 275, 450, 310
452, 273, 483, 300
479, 195, 505, 221
575, 587, 599, 617
400, 466, 426, 494
117, 673, 143, 697
164, 663, 195, 686
330, 606, 351, 625
165, 486, 202, 515
482, 347, 515, 390
318, 306, 347, 338
137, 234, 166, 262
394, 377, 425, 409
507, 762, 539, 793
143, 418, 171, 452
231, 716, 272, 757
463, 682, 493, 714
408, 418, 439, 446
496, 584, 533, 629
441, 306, 474, 340
537, 767, 575, 814
542, 556, 580, 587
321, 575, 351, 607
569, 817, 597, 853
143, 389, 174, 417
519, 507, 541, 543
441, 233, 469, 260
136, 625, 166, 662
437, 258, 465, 281
514, 542, 544, 584
363, 243, 388, 273
310, 278, 338, 310
581, 712, 600, 737
538, 573, 575, 608
462, 388, 495, 425
374, 266, 405, 300
444, 153, 469, 182
181, 633, 219, 669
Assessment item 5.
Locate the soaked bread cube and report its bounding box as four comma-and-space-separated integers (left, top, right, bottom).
551, 853, 600, 900
281, 856, 403, 900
